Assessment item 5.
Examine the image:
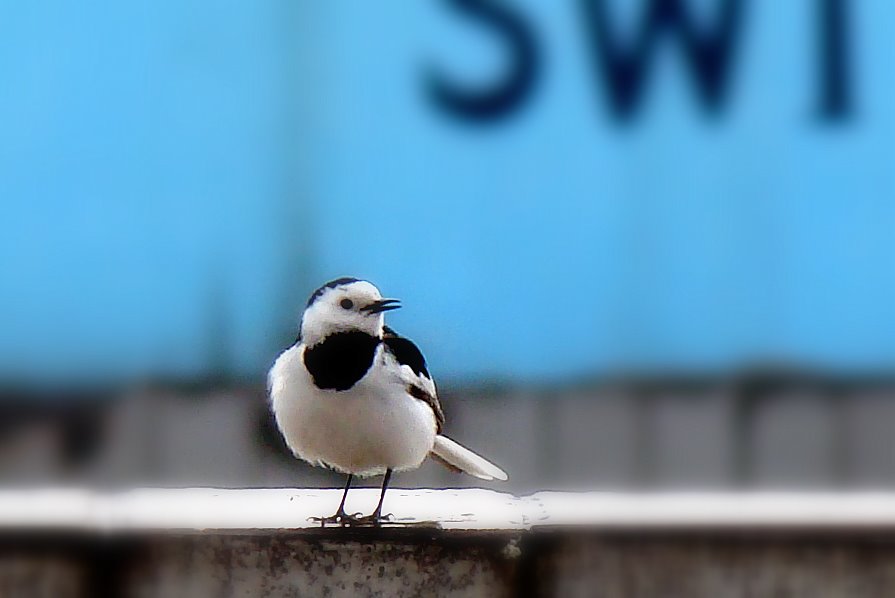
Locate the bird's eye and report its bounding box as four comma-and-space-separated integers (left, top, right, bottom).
340, 298, 354, 310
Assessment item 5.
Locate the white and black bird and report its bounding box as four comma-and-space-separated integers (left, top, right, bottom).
269, 277, 507, 525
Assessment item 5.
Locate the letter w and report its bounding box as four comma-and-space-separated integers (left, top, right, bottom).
581, 0, 744, 120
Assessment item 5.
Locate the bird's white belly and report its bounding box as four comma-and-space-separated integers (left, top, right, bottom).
269, 346, 437, 477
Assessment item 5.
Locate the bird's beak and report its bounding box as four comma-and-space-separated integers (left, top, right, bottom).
361, 298, 401, 314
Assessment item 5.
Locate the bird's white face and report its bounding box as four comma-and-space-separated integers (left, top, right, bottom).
300, 280, 400, 346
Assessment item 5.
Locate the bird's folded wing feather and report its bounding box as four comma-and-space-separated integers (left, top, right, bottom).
382, 326, 444, 432
383, 327, 507, 481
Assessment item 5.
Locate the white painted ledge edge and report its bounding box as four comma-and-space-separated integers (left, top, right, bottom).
2, 489, 895, 532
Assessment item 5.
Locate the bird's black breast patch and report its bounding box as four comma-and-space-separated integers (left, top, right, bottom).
303, 331, 380, 391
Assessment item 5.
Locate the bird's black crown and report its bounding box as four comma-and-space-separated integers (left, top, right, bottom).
306, 277, 361, 308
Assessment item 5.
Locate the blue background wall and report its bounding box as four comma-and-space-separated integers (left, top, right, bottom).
1, 1, 893, 385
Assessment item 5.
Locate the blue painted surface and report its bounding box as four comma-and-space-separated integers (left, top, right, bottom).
1, 2, 893, 384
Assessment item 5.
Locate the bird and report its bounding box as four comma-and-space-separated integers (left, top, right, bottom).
268, 277, 507, 525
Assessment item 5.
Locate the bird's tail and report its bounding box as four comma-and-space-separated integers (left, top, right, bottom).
430, 435, 508, 481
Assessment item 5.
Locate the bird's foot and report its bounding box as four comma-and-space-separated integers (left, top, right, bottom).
350, 511, 394, 527
309, 509, 366, 527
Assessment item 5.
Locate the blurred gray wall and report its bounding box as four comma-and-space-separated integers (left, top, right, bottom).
3, 375, 893, 491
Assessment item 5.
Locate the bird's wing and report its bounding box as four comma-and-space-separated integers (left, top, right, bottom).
382, 326, 444, 432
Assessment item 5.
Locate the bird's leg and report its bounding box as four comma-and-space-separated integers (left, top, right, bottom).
309, 474, 363, 526
354, 469, 394, 525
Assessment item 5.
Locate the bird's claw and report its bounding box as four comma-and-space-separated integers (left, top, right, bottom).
309, 510, 366, 527
310, 511, 395, 527
351, 512, 394, 527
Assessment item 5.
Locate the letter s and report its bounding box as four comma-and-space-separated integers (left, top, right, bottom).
427, 0, 539, 123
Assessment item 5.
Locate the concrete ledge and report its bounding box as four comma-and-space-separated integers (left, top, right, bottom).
0, 488, 522, 532
5, 488, 895, 531
4, 490, 895, 597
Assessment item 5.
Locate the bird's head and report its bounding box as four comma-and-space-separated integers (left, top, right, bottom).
300, 278, 400, 346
